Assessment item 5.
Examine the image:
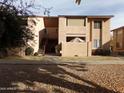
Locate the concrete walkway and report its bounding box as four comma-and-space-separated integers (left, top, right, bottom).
0, 56, 124, 65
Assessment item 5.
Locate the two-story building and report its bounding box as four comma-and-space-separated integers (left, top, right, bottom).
26, 15, 113, 57
111, 26, 124, 55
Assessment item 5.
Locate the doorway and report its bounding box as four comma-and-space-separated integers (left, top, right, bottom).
39, 38, 58, 55
45, 39, 58, 54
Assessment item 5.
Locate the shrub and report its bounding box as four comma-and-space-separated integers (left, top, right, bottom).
25, 47, 34, 56
93, 49, 111, 56
0, 48, 7, 58
55, 44, 61, 56
103, 50, 111, 56
34, 52, 39, 56
118, 52, 124, 56
0, 1, 34, 57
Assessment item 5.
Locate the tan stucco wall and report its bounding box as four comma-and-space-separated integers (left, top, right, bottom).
58, 17, 87, 43
87, 42, 92, 56
27, 17, 58, 53
113, 28, 124, 53
102, 19, 111, 49
61, 42, 87, 57
59, 17, 92, 57
113, 30, 116, 51
59, 17, 68, 43
67, 18, 84, 26
27, 17, 45, 53
26, 16, 112, 57
88, 18, 111, 50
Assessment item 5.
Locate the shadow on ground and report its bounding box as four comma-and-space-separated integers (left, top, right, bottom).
0, 59, 118, 93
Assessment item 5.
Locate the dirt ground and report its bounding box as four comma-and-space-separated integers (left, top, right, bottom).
0, 57, 124, 93
1, 55, 124, 64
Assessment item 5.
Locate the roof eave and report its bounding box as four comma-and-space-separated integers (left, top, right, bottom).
111, 26, 124, 32
58, 15, 114, 18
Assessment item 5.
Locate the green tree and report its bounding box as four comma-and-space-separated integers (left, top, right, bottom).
0, 0, 35, 56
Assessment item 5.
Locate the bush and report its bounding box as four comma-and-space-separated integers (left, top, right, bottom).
0, 2, 34, 58
0, 48, 7, 58
25, 47, 34, 56
6, 47, 25, 56
34, 52, 39, 56
93, 49, 111, 56
103, 50, 111, 56
55, 44, 61, 56
118, 52, 124, 56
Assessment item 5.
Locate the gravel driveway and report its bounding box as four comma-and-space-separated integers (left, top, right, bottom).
0, 61, 124, 93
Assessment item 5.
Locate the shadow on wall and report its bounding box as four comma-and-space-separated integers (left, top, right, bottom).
0, 60, 118, 93
39, 28, 46, 54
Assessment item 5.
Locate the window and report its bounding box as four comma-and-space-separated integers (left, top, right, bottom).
66, 18, 84, 26
94, 39, 100, 48
66, 37, 85, 42
94, 21, 102, 29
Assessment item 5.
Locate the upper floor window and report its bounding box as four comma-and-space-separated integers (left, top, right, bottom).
94, 21, 102, 29
66, 18, 84, 26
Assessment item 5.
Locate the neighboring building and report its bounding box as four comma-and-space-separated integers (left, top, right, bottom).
26, 15, 113, 57
112, 26, 124, 54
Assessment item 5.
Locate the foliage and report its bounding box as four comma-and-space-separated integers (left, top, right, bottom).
0, 48, 7, 58
34, 52, 39, 56
0, 0, 35, 56
93, 49, 111, 56
118, 52, 124, 56
55, 44, 61, 56
25, 47, 34, 56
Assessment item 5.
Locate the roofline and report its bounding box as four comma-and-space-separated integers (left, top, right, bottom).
59, 15, 87, 18
20, 15, 114, 19
22, 15, 58, 18
87, 15, 113, 18
58, 15, 114, 18
111, 26, 124, 32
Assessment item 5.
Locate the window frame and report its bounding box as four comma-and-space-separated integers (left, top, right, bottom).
94, 21, 102, 29
94, 39, 100, 48
66, 36, 86, 42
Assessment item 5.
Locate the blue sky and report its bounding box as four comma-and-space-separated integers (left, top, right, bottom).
32, 0, 124, 30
